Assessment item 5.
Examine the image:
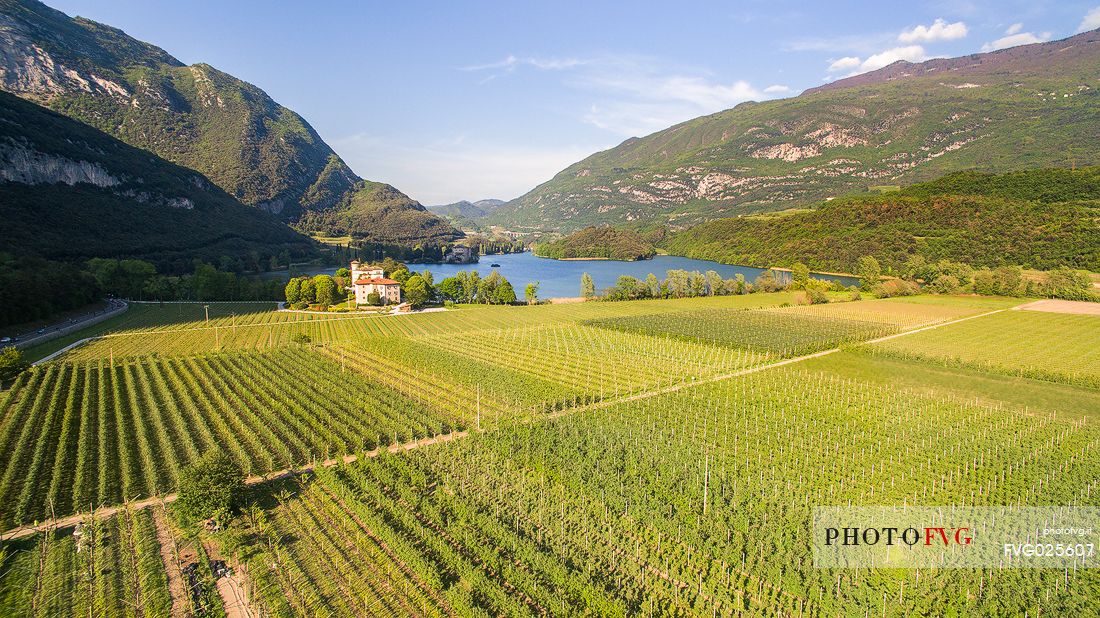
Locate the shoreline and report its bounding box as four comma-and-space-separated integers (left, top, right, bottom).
533, 255, 652, 262
768, 265, 859, 279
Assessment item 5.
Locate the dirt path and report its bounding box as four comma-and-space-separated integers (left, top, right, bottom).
151, 506, 189, 618
1016, 299, 1100, 315
2, 309, 1004, 541
203, 542, 256, 618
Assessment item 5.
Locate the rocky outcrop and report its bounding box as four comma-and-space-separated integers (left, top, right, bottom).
0, 139, 119, 186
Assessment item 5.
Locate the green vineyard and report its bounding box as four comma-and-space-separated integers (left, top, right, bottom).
2, 294, 1098, 616
0, 347, 456, 528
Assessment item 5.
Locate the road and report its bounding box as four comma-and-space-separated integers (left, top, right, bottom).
5, 299, 128, 350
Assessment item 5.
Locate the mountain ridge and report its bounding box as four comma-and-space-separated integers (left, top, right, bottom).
489, 28, 1100, 232
0, 89, 317, 267
0, 0, 458, 245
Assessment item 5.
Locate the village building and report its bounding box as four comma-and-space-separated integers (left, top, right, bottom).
349, 260, 401, 306
444, 244, 476, 263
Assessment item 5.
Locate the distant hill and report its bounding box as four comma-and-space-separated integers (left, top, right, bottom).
0, 0, 457, 245
0, 90, 316, 267
298, 181, 462, 245
664, 167, 1100, 274
534, 226, 656, 261
490, 28, 1100, 231
427, 199, 506, 229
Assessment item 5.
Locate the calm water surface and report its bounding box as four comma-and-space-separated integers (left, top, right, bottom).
306, 252, 857, 299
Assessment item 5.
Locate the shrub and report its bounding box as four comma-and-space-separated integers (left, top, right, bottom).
929, 275, 960, 295
872, 279, 920, 298
177, 450, 245, 525
972, 269, 995, 295
857, 256, 881, 291
0, 346, 28, 384
847, 286, 862, 301
366, 291, 382, 306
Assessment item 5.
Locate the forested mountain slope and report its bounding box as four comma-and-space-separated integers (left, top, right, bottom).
491, 29, 1100, 231
0, 0, 458, 244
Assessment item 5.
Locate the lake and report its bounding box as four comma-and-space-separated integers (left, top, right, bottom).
303, 252, 858, 299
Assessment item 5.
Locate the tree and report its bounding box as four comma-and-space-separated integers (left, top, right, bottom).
610, 276, 644, 301
580, 272, 595, 299
404, 274, 430, 308
803, 279, 831, 304
334, 267, 351, 279
0, 346, 28, 383
665, 270, 689, 297
177, 450, 244, 525
705, 270, 724, 296
790, 262, 810, 289
857, 256, 881, 291
391, 268, 412, 286
525, 281, 540, 305
478, 271, 506, 303
930, 274, 960, 294
299, 277, 317, 304
734, 273, 747, 295
312, 275, 338, 308
754, 270, 783, 293
438, 276, 463, 302
366, 291, 382, 306
973, 269, 996, 295
458, 271, 480, 303
494, 278, 517, 304
645, 273, 661, 298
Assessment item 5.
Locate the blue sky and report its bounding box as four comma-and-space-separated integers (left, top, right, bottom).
49, 0, 1100, 203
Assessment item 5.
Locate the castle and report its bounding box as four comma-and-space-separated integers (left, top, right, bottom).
350, 260, 401, 306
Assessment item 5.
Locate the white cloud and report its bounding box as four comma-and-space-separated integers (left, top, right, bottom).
981, 30, 1050, 52
1077, 7, 1100, 33
464, 53, 781, 138
1005, 23, 1024, 35
860, 45, 928, 71
827, 56, 862, 72
461, 55, 587, 74
898, 19, 968, 43
577, 70, 765, 136
333, 133, 599, 204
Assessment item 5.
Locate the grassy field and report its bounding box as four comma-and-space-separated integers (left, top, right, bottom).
870, 310, 1100, 389
4, 292, 1099, 616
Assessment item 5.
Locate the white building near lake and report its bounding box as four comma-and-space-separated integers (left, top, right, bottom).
350, 260, 401, 306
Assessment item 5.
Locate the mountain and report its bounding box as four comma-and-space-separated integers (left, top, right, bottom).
297, 181, 461, 245
0, 0, 458, 244
664, 168, 1100, 274
427, 198, 506, 229
0, 89, 316, 266
490, 28, 1100, 231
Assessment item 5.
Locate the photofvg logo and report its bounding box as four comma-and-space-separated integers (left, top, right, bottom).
824, 525, 972, 548
812, 506, 1099, 569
